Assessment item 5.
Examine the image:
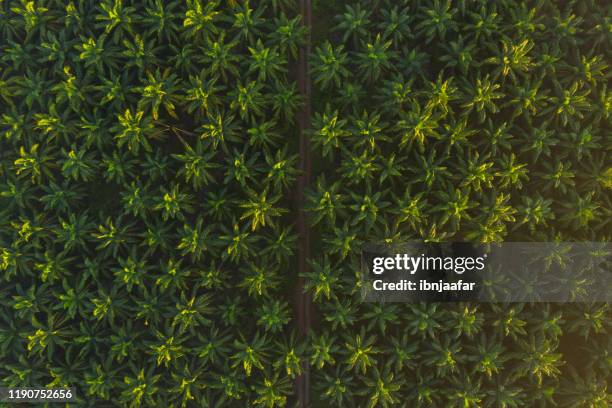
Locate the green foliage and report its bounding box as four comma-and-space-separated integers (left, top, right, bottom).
0, 0, 610, 407
0, 0, 302, 406
306, 0, 611, 406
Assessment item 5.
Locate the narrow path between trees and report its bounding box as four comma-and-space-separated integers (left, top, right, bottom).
295, 0, 312, 406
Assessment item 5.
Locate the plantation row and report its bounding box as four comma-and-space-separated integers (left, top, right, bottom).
304, 1, 610, 407
0, 0, 610, 407
1, 1, 303, 406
